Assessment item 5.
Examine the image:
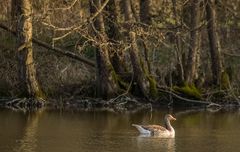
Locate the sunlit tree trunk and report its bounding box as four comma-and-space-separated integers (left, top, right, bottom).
205, 0, 223, 85
185, 0, 201, 84
89, 0, 118, 98
16, 0, 43, 98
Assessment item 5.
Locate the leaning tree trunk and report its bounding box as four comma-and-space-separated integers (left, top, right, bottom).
16, 0, 43, 98
185, 0, 201, 84
123, 0, 157, 98
89, 0, 118, 98
205, 0, 223, 85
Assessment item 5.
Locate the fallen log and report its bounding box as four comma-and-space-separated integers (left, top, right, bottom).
157, 88, 222, 107
0, 23, 95, 67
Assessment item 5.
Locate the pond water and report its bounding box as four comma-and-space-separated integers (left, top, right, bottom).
0, 108, 240, 152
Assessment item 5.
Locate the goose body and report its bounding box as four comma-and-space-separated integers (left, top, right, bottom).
132, 114, 176, 138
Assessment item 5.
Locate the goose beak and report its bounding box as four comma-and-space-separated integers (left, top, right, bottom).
171, 116, 176, 121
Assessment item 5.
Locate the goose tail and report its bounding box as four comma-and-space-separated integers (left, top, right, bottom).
132, 124, 151, 134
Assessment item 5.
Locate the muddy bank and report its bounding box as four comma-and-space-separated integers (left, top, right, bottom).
1, 94, 240, 113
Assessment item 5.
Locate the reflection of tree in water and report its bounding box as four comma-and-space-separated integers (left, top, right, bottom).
136, 136, 176, 152
13, 110, 43, 152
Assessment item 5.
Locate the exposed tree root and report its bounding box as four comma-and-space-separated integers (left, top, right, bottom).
106, 96, 152, 113
51, 96, 152, 113
0, 97, 45, 111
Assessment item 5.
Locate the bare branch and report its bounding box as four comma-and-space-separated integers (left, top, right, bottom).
51, 0, 78, 11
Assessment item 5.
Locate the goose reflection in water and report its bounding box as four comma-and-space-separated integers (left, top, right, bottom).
136, 135, 176, 152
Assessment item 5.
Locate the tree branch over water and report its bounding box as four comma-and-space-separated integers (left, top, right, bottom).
0, 23, 95, 67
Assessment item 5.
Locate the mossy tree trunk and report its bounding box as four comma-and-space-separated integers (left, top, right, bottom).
139, 0, 152, 74
105, 0, 125, 75
205, 0, 223, 85
89, 0, 119, 98
16, 0, 43, 98
123, 0, 157, 98
185, 0, 201, 84
129, 32, 151, 97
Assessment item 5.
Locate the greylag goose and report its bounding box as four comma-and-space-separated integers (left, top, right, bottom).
132, 114, 176, 138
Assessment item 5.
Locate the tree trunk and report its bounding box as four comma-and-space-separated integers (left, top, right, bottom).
139, 0, 152, 74
123, 0, 134, 22
130, 0, 139, 22
185, 0, 200, 84
11, 0, 17, 30
89, 0, 118, 98
122, 0, 157, 97
205, 0, 223, 85
142, 39, 152, 74
171, 0, 185, 83
16, 0, 43, 98
105, 0, 125, 74
129, 32, 150, 97
139, 0, 152, 24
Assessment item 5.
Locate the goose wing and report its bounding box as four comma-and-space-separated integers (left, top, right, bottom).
142, 125, 167, 132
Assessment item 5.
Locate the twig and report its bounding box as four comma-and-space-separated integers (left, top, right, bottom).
88, 0, 110, 23
51, 0, 78, 11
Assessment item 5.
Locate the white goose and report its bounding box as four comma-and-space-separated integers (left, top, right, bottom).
132, 114, 176, 138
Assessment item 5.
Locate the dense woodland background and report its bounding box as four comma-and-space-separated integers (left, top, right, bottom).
0, 0, 240, 106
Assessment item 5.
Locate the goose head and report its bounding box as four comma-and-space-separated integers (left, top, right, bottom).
165, 114, 176, 121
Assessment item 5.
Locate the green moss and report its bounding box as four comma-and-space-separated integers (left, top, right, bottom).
107, 62, 130, 93
112, 70, 128, 90
174, 83, 202, 99
83, 46, 96, 59
148, 75, 158, 98
140, 58, 148, 74
221, 71, 230, 89
139, 57, 158, 98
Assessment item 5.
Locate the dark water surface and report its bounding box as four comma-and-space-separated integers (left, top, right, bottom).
1, 108, 240, 152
